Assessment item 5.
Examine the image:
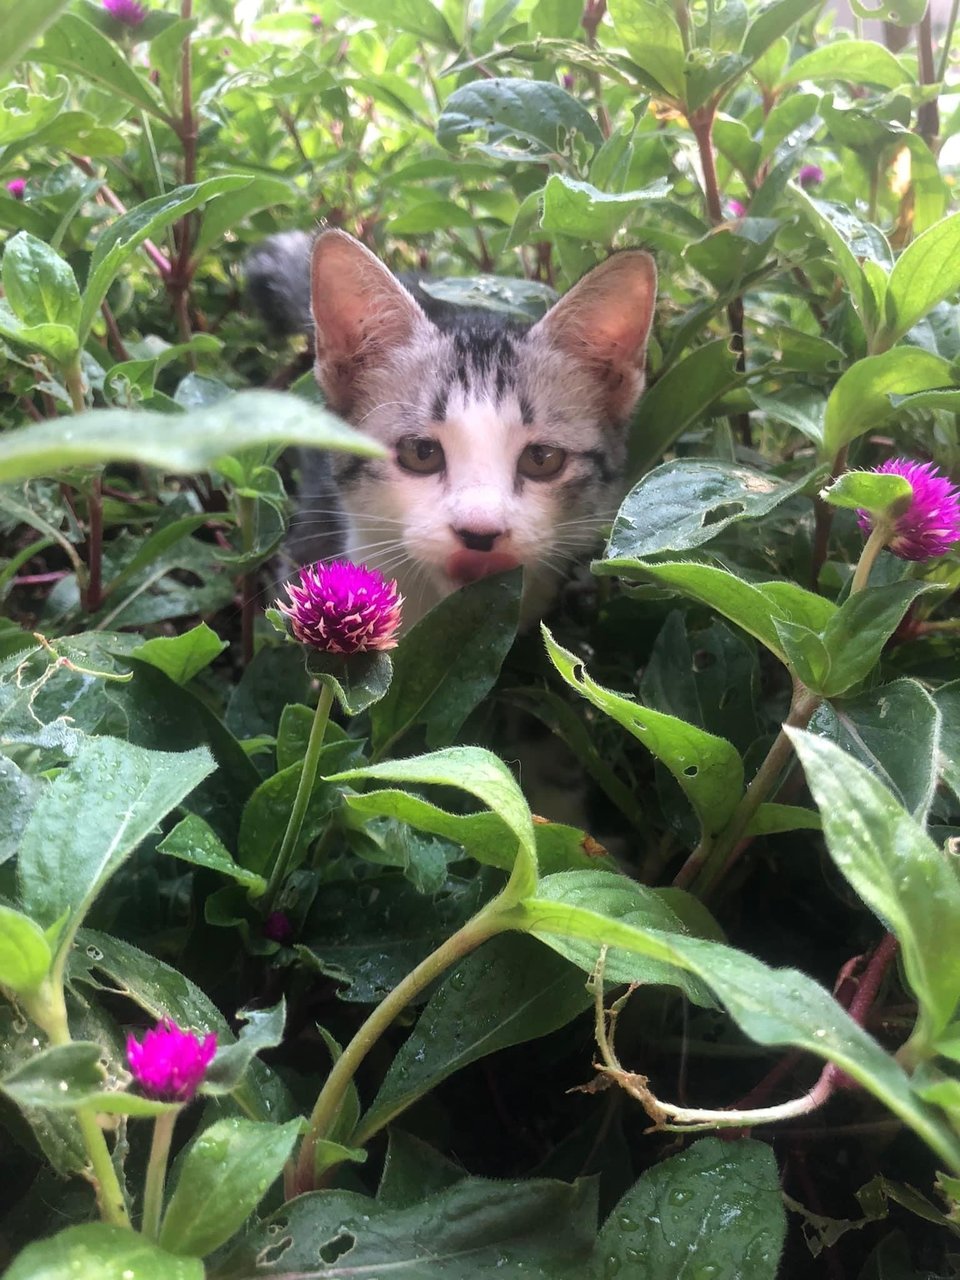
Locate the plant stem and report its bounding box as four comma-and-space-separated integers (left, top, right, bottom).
263, 683, 334, 908
686, 682, 821, 896
238, 493, 258, 667
64, 360, 104, 614
27, 982, 131, 1228
294, 898, 516, 1191
810, 445, 848, 590
917, 5, 940, 147
938, 0, 960, 81
142, 1110, 177, 1240
690, 105, 751, 446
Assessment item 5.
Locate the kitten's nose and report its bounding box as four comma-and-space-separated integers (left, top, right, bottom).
454, 527, 503, 553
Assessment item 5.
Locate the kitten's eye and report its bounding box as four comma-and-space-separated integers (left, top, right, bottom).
517, 443, 567, 480
396, 436, 445, 475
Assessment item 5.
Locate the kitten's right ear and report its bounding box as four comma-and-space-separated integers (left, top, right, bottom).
311, 230, 429, 414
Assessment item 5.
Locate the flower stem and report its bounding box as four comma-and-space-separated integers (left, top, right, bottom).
849, 518, 892, 595
263, 682, 334, 909
142, 1110, 177, 1240
293, 896, 516, 1192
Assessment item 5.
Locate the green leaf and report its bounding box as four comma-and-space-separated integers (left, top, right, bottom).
159, 1116, 301, 1257
540, 174, 670, 242
438, 77, 602, 159
78, 176, 249, 341
813, 581, 943, 697
0, 0, 72, 81
0, 390, 380, 485
0, 302, 78, 363
17, 738, 215, 956
528, 870, 715, 1004
130, 623, 227, 687
0, 1040, 174, 1116
596, 558, 836, 665
0, 904, 51, 995
934, 679, 960, 810
1, 232, 80, 332
608, 459, 816, 560
333, 0, 457, 47
389, 200, 477, 235
596, 1138, 786, 1277
237, 759, 338, 876
813, 679, 940, 821
514, 895, 960, 1169
608, 0, 686, 100
218, 1178, 597, 1277
38, 13, 167, 121
820, 469, 912, 515
627, 339, 746, 482
307, 648, 394, 717
330, 747, 538, 897
203, 1001, 286, 1095
880, 211, 960, 348
822, 349, 955, 457
781, 39, 913, 90
371, 569, 521, 757
790, 729, 960, 1046
158, 814, 267, 894
745, 802, 821, 835
4, 1224, 203, 1280
190, 176, 295, 263
793, 191, 883, 335
742, 0, 822, 62
544, 627, 743, 835
360, 934, 592, 1141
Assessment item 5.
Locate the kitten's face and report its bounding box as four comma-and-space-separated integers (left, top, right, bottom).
311, 231, 656, 626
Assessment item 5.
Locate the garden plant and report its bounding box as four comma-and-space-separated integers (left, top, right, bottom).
2, 0, 960, 1275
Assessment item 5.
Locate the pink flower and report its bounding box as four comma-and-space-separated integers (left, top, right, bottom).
856, 458, 960, 561
127, 1020, 217, 1102
264, 911, 294, 943
276, 561, 403, 654
798, 164, 824, 188
6, 179, 25, 200
103, 0, 148, 26
725, 199, 746, 218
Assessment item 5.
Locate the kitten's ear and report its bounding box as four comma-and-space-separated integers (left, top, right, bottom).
311, 229, 430, 414
531, 250, 657, 423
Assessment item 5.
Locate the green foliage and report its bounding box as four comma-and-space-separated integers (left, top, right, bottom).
3, 0, 960, 1275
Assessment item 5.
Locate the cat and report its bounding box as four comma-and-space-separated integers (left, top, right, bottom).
247, 229, 657, 628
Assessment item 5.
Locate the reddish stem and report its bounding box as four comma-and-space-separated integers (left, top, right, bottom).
69, 155, 172, 277
917, 6, 940, 147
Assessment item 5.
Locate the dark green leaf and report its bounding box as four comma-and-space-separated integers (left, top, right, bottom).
38, 13, 167, 121
790, 729, 960, 1046
608, 459, 816, 560
360, 933, 592, 1140
1, 231, 80, 332
0, 754, 38, 864
17, 737, 215, 954
814, 581, 944, 697
438, 78, 602, 159
596, 1138, 786, 1277
540, 174, 670, 242
627, 340, 746, 481
608, 0, 685, 100
880, 211, 960, 348
371, 568, 521, 756
1, 1040, 173, 1116
158, 814, 267, 894
544, 626, 743, 834
203, 1001, 286, 1095
218, 1177, 597, 1277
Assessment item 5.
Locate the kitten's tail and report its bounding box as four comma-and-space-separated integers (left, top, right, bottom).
244, 230, 313, 336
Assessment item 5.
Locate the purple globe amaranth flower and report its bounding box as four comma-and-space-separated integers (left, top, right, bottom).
103, 0, 148, 26
856, 458, 960, 561
725, 199, 746, 218
276, 561, 403, 654
798, 164, 824, 189
127, 1020, 217, 1102
6, 178, 26, 200
264, 910, 294, 943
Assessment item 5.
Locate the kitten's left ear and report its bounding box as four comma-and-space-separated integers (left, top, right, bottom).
531, 251, 657, 423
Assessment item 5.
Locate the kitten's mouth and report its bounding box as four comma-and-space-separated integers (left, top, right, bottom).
446, 550, 520, 586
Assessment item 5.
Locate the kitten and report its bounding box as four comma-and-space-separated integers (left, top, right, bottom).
249, 230, 656, 627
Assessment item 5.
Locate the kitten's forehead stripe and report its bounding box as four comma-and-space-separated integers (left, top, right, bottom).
518, 394, 535, 427
431, 386, 449, 423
